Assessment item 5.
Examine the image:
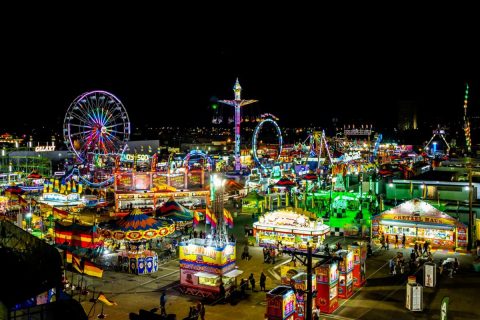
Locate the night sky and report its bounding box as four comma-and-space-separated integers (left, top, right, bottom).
2, 11, 479, 132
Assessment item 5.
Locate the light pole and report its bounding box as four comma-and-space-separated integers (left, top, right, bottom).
467, 164, 474, 251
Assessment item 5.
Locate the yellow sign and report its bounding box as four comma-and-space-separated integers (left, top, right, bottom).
382, 214, 456, 226
179, 243, 236, 266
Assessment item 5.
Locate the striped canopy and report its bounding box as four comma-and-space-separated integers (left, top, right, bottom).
99, 208, 175, 241
158, 198, 194, 222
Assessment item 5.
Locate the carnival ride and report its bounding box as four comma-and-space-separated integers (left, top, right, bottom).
425, 128, 450, 156
63, 90, 130, 188
219, 79, 258, 172
252, 117, 283, 169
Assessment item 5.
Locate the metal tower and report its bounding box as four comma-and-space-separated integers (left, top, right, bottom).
463, 82, 472, 153
219, 79, 257, 171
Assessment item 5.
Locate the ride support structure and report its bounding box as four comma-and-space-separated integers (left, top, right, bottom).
219, 79, 257, 172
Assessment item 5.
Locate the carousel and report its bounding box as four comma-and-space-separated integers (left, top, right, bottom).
253, 210, 330, 252
98, 208, 176, 275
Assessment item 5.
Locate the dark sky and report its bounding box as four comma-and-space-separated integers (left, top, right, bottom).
2, 10, 479, 132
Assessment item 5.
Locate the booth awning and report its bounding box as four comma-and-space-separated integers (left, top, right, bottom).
194, 272, 218, 279
223, 269, 244, 278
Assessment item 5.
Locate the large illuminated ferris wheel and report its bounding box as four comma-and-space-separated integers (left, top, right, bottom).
63, 90, 131, 187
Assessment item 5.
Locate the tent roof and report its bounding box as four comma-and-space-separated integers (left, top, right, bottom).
158, 197, 193, 221
116, 208, 174, 232
374, 198, 463, 226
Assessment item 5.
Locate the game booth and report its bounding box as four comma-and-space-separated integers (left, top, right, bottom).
178, 238, 243, 299
265, 286, 296, 320
348, 243, 367, 288
290, 272, 316, 320
371, 199, 468, 251
98, 208, 176, 275
315, 260, 339, 314
336, 250, 354, 299
253, 210, 330, 252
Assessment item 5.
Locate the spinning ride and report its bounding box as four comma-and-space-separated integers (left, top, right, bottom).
63, 90, 131, 187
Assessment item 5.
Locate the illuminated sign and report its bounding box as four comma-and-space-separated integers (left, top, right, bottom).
121, 154, 150, 162
344, 129, 372, 136
35, 145, 56, 152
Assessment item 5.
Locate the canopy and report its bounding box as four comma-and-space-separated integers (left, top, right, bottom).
158, 197, 194, 222
27, 172, 42, 179
373, 198, 465, 227
275, 177, 296, 186
99, 208, 175, 242
302, 173, 318, 181
224, 179, 244, 193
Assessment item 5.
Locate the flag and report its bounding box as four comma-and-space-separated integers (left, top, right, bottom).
193, 211, 200, 226
84, 260, 103, 278
72, 254, 83, 273
210, 210, 217, 228
97, 293, 117, 306
205, 207, 212, 225
66, 251, 72, 264
53, 207, 69, 218
223, 208, 233, 228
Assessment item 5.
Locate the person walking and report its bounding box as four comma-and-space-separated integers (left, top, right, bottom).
198, 302, 205, 320
160, 291, 167, 316
385, 235, 390, 250
394, 234, 398, 249
402, 233, 406, 248
249, 273, 256, 292
260, 272, 267, 291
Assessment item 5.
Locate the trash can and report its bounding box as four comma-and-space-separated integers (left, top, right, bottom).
406, 282, 423, 311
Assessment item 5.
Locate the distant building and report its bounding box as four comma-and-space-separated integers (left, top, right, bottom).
397, 101, 418, 131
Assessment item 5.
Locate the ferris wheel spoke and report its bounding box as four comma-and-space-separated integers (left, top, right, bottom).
69, 123, 93, 129
70, 110, 91, 124
105, 112, 123, 126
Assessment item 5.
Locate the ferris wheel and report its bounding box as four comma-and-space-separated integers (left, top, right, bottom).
63, 90, 130, 187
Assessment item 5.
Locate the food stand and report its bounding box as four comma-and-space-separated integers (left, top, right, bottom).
336, 250, 354, 299
253, 210, 330, 252
371, 199, 467, 251
265, 286, 296, 320
315, 260, 339, 314
178, 238, 242, 299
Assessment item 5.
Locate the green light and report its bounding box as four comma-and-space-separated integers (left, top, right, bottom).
212, 104, 218, 110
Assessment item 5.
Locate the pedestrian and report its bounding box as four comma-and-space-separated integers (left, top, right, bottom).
271, 247, 276, 264
423, 241, 429, 254
240, 279, 247, 297
453, 258, 459, 275
193, 230, 198, 238
385, 235, 389, 250
219, 282, 226, 303
160, 291, 167, 316
260, 272, 267, 291
313, 306, 320, 320
249, 273, 256, 291
402, 233, 406, 248
199, 302, 205, 320
395, 234, 398, 249
389, 258, 395, 275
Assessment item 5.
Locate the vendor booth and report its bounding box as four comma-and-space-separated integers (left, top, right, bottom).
372, 199, 468, 251
178, 238, 242, 299
265, 286, 296, 320
253, 210, 330, 252
315, 260, 339, 314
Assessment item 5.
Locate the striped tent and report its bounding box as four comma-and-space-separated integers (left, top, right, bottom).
157, 198, 194, 230
99, 208, 175, 242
